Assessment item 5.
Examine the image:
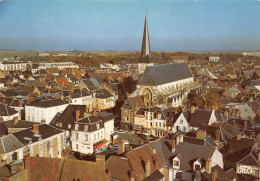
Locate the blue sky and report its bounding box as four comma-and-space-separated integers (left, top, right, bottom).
0, 0, 260, 51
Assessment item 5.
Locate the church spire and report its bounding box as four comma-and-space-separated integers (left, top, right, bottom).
140, 13, 151, 62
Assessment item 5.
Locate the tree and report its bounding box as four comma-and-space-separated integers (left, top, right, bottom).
189, 89, 222, 109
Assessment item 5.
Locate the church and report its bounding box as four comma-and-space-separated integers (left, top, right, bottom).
135, 14, 199, 107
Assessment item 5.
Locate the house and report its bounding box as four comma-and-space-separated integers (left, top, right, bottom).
224, 86, 241, 98
0, 104, 19, 121
0, 124, 65, 164
170, 141, 224, 180
121, 96, 145, 129
25, 98, 69, 124
38, 62, 77, 70
209, 56, 220, 62
106, 144, 165, 181
68, 90, 92, 106
0, 60, 30, 71
71, 111, 114, 154
79, 79, 96, 91
173, 107, 218, 132
92, 89, 115, 111
0, 156, 110, 181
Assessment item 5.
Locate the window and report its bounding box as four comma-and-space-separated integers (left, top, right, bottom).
68, 124, 71, 129
176, 172, 182, 179
75, 133, 78, 140
59, 123, 62, 127
159, 123, 162, 127
180, 119, 183, 124
98, 133, 99, 139
84, 125, 88, 131
85, 134, 88, 141
150, 122, 153, 127
194, 164, 200, 170
76, 144, 78, 150
94, 134, 96, 140
75, 124, 79, 130
174, 160, 179, 166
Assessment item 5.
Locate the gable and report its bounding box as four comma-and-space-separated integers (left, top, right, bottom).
138, 68, 155, 86
174, 113, 189, 127
121, 100, 133, 110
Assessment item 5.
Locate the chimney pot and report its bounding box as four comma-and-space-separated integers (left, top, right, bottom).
206, 157, 212, 174
172, 140, 176, 153
179, 133, 183, 143
32, 123, 39, 134
117, 140, 125, 155
130, 171, 135, 181
215, 130, 220, 141
237, 131, 242, 140
176, 135, 180, 145
145, 155, 151, 177
76, 110, 80, 121
19, 100, 22, 107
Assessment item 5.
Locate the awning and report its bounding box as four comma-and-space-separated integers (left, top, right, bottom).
93, 141, 104, 149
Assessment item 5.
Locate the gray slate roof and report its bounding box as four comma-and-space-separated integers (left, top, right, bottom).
138, 62, 193, 86
0, 134, 24, 154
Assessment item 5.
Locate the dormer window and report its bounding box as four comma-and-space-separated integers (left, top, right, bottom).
194, 164, 201, 170
59, 123, 62, 127
75, 124, 79, 130
96, 123, 100, 129
68, 124, 71, 129
84, 125, 88, 131
158, 114, 162, 119
174, 160, 179, 166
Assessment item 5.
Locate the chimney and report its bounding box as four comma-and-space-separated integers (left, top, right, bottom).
244, 120, 247, 129
76, 110, 80, 121
191, 105, 196, 114
130, 171, 135, 181
32, 123, 39, 134
107, 169, 112, 178
206, 157, 212, 174
172, 140, 176, 153
24, 155, 31, 181
196, 130, 207, 139
155, 158, 159, 169
14, 116, 19, 125
19, 100, 22, 107
258, 151, 260, 162
68, 92, 72, 98
212, 170, 218, 181
233, 122, 237, 127
117, 140, 125, 155
96, 154, 105, 171
176, 135, 180, 145
27, 98, 31, 105
145, 155, 151, 177
215, 130, 220, 141
179, 133, 183, 143
237, 131, 241, 140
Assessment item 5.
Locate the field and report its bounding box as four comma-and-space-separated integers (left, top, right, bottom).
0, 51, 38, 59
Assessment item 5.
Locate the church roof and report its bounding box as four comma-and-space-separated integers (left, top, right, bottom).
138, 62, 193, 86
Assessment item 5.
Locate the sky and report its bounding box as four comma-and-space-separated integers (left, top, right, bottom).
0, 0, 260, 51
